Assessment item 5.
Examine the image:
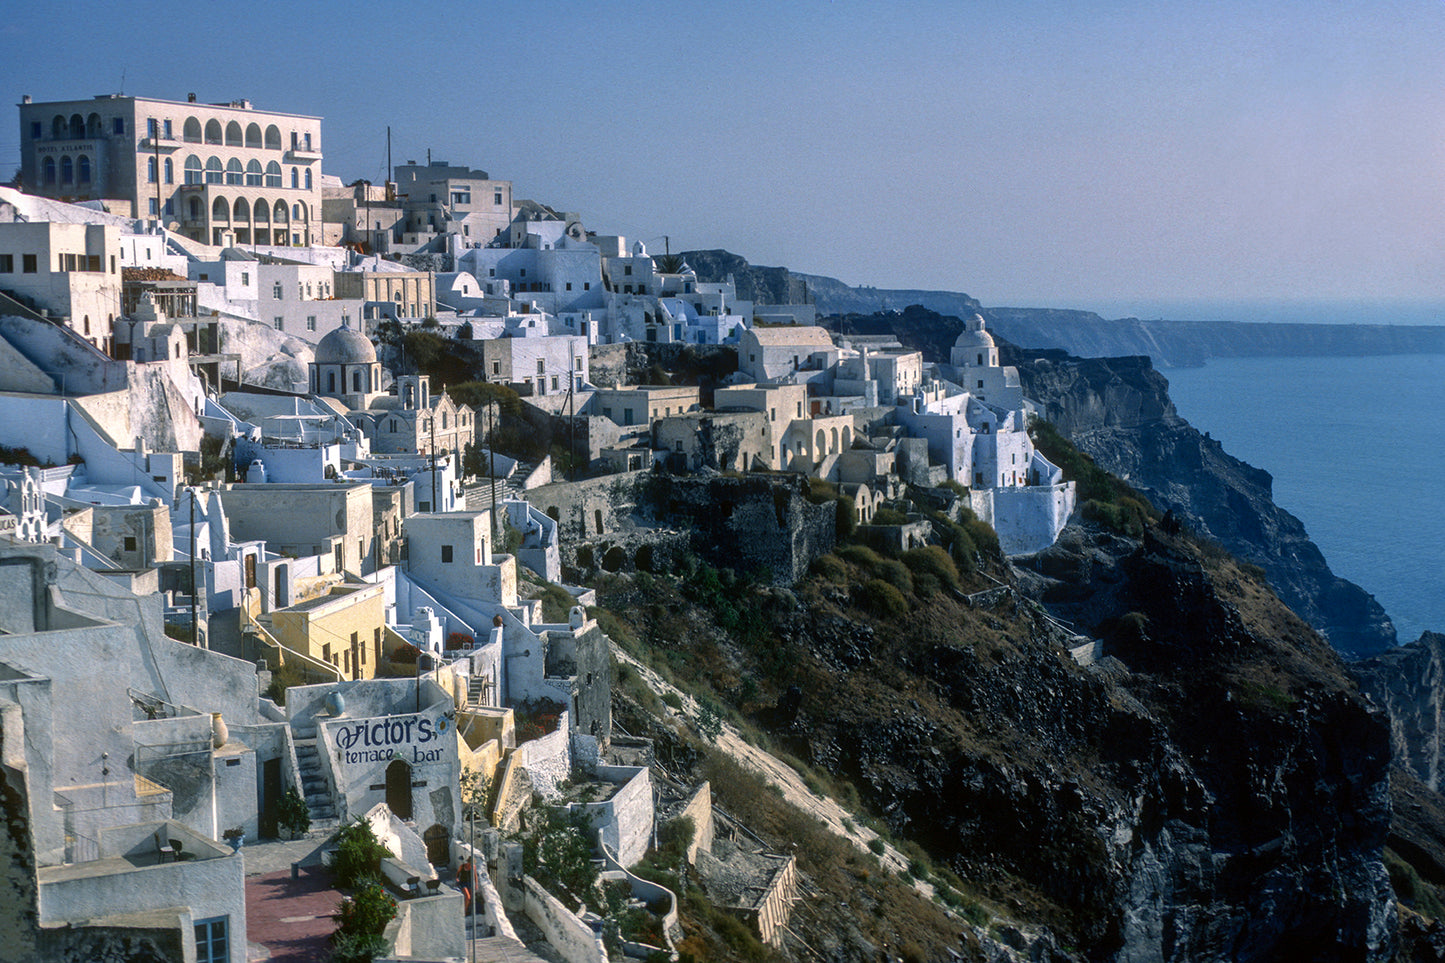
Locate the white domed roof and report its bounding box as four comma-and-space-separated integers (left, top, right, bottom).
314, 323, 376, 365
953, 314, 996, 349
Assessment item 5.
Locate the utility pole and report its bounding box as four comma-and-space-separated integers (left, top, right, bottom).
189, 489, 198, 646
429, 414, 438, 511
153, 133, 162, 226
487, 400, 497, 541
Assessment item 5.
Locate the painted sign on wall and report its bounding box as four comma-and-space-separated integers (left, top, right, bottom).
334, 713, 450, 765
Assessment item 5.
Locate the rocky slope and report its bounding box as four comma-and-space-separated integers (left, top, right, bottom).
1354, 633, 1445, 791
808, 306, 1395, 657
604, 518, 1408, 960
1012, 348, 1396, 658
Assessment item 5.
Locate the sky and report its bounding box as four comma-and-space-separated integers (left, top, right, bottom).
3, 0, 1445, 319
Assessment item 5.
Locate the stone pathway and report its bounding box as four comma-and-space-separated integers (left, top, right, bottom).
242, 836, 340, 962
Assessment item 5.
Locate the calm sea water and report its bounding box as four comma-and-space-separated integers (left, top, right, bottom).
1162, 354, 1445, 644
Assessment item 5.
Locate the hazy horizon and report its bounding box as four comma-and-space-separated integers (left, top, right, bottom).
3, 1, 1444, 310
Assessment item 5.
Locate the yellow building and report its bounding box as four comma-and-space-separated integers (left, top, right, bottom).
267, 582, 400, 680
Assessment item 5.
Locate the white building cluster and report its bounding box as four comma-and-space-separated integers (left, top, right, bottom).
0, 87, 1086, 960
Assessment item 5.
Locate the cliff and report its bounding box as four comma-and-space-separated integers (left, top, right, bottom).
807, 306, 1395, 657
1013, 348, 1396, 658
1354, 632, 1445, 791
605, 518, 1409, 960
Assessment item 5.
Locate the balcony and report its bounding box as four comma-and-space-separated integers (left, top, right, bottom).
286, 147, 322, 162
140, 135, 180, 151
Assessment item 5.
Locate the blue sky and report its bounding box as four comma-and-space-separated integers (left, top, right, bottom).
4, 0, 1445, 318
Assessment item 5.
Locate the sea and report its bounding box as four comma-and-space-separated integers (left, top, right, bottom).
1160, 352, 1445, 645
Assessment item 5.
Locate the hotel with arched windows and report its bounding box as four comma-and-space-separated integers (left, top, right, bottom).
17, 93, 323, 247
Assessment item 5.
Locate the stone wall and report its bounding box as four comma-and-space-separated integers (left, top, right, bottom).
522, 875, 608, 963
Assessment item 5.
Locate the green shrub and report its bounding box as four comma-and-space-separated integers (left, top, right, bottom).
839, 544, 882, 569
903, 545, 960, 590
333, 875, 397, 937
858, 580, 908, 618
811, 554, 850, 583
836, 495, 857, 539
540, 584, 575, 623
330, 820, 394, 889
872, 507, 909, 526
875, 559, 914, 595
868, 837, 886, 855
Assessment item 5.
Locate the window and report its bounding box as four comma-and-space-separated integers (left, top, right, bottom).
164, 158, 173, 183
148, 118, 158, 138
519, 268, 526, 278
624, 265, 632, 276
147, 157, 157, 183
195, 917, 228, 963
274, 317, 284, 330
241, 272, 249, 286
272, 282, 283, 299
441, 545, 453, 563
306, 315, 316, 331
494, 191, 503, 205
491, 361, 500, 375
29, 121, 40, 139
551, 376, 558, 391
977, 380, 984, 389
451, 189, 470, 204
22, 254, 36, 274
112, 117, 125, 134
164, 119, 173, 139
124, 536, 137, 551
0, 255, 11, 273
565, 282, 571, 291
584, 282, 590, 290
304, 168, 312, 189
574, 357, 582, 370
164, 198, 174, 215
148, 198, 158, 215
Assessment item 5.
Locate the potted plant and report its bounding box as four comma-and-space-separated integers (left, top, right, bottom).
279, 788, 311, 839
222, 826, 245, 851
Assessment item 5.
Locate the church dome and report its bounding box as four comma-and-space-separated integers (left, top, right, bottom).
953, 314, 996, 350
314, 323, 376, 365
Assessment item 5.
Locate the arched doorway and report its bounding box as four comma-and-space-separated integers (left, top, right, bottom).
385, 759, 413, 818
423, 824, 449, 866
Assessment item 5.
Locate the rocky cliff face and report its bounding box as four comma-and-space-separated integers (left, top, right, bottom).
1354, 632, 1445, 791
761, 524, 1399, 960
1012, 350, 1396, 658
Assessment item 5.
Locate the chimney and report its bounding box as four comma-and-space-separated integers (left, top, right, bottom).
21, 95, 31, 104
187, 92, 197, 103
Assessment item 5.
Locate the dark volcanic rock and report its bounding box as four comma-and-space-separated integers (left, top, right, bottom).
1353, 632, 1445, 791
794, 524, 1397, 960
1013, 350, 1396, 658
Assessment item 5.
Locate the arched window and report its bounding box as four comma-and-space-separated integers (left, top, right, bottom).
204, 119, 222, 144
205, 157, 223, 184
225, 158, 243, 185
86, 113, 102, 138
183, 117, 202, 142
233, 198, 249, 221
274, 200, 288, 222
225, 121, 243, 146
265, 160, 282, 187
254, 200, 269, 223
212, 197, 229, 221
163, 158, 173, 183
304, 168, 312, 190
60, 156, 73, 184
327, 371, 336, 393
246, 159, 263, 186
184, 156, 202, 184
51, 115, 66, 139
264, 124, 282, 150
245, 123, 262, 148
77, 155, 91, 183
147, 157, 157, 183
290, 168, 298, 189
68, 114, 84, 139
42, 157, 55, 184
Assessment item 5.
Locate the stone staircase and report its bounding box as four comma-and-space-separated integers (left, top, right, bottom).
293, 728, 338, 831
466, 675, 488, 708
